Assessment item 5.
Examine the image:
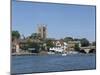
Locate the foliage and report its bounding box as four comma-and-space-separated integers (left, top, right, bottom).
73, 38, 80, 41
64, 37, 73, 42
80, 38, 89, 47
74, 43, 80, 51
29, 33, 40, 39
12, 31, 20, 40
27, 40, 40, 53
20, 45, 28, 50
45, 39, 55, 49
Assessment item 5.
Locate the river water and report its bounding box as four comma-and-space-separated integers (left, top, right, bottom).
11, 54, 96, 74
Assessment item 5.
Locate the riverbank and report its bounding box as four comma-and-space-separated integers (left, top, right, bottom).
12, 53, 37, 56
12, 50, 49, 56
12, 52, 96, 56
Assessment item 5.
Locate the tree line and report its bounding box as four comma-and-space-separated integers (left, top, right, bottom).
12, 30, 96, 53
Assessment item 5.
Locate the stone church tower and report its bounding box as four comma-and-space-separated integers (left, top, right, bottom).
37, 24, 47, 39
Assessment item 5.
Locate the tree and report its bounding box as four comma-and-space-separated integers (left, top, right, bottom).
27, 40, 40, 53
64, 37, 73, 42
29, 33, 39, 39
74, 38, 80, 41
12, 31, 20, 41
45, 39, 55, 49
74, 43, 80, 51
80, 38, 89, 47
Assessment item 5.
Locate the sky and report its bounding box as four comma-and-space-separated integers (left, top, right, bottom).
12, 0, 96, 42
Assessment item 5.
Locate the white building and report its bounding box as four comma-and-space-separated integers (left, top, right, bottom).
49, 40, 68, 53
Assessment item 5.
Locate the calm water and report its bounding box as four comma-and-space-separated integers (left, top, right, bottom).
11, 54, 96, 74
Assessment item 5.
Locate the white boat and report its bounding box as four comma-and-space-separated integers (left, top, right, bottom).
62, 53, 67, 56
48, 52, 55, 54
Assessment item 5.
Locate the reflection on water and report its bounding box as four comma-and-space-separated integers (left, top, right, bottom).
11, 54, 96, 74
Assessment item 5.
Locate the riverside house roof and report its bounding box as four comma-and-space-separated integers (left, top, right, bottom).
52, 40, 67, 47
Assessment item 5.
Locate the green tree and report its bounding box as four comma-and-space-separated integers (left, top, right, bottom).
74, 43, 80, 51
27, 40, 40, 53
12, 31, 20, 41
64, 37, 73, 42
74, 38, 80, 41
45, 39, 55, 49
80, 38, 89, 47
29, 33, 39, 39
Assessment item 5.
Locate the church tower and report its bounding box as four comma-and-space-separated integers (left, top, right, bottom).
37, 24, 47, 39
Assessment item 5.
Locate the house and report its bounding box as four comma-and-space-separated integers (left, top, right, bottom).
12, 39, 20, 53
12, 38, 29, 53
49, 40, 68, 53
67, 41, 81, 51
12, 37, 43, 53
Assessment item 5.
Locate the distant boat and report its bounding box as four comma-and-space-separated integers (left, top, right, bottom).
62, 53, 67, 56
47, 52, 55, 54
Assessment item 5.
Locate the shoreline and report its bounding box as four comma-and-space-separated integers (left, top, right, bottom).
11, 53, 96, 56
